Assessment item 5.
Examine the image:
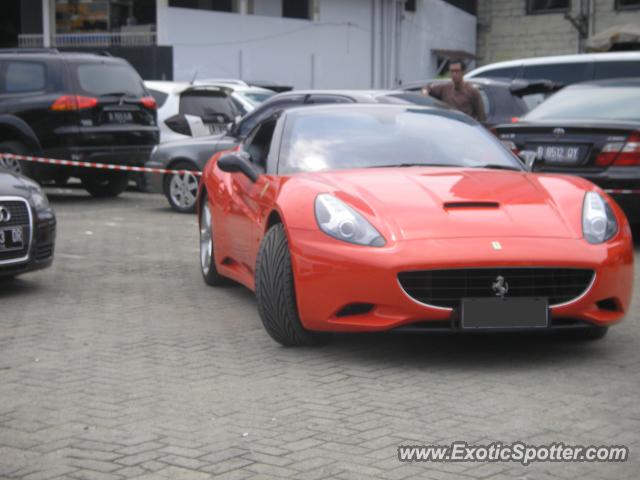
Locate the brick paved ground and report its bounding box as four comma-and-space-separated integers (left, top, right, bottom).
1, 189, 639, 480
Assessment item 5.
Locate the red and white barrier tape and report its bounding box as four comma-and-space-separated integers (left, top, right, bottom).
1, 153, 202, 176
3, 154, 640, 194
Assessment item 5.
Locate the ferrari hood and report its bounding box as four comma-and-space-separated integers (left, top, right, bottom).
299, 168, 585, 241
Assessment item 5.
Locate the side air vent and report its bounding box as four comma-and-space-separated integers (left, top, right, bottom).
443, 201, 500, 209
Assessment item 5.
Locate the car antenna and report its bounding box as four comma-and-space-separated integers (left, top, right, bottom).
190, 70, 199, 85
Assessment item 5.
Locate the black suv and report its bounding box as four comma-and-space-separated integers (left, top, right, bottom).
0, 49, 159, 197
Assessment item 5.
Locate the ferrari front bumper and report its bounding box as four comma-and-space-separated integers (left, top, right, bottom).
288, 229, 634, 333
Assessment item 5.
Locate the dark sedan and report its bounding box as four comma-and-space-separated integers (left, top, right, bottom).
403, 77, 561, 128
0, 166, 56, 279
494, 78, 640, 224
146, 89, 451, 213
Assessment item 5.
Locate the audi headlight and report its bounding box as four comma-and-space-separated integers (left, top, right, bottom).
582, 192, 617, 244
315, 194, 385, 247
31, 190, 50, 210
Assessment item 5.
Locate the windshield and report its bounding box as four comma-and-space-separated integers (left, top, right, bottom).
279, 108, 522, 174
238, 91, 275, 106
524, 86, 640, 122
73, 62, 146, 97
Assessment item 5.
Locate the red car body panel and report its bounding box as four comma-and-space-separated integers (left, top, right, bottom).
200, 151, 634, 332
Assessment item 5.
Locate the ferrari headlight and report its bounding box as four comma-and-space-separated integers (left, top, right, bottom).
31, 190, 50, 210
582, 192, 617, 244
315, 194, 385, 247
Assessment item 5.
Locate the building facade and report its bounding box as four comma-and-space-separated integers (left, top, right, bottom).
477, 0, 640, 66
6, 0, 477, 88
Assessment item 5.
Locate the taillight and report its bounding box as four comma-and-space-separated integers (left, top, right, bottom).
596, 131, 640, 167
511, 117, 520, 123
140, 96, 157, 110
51, 95, 98, 111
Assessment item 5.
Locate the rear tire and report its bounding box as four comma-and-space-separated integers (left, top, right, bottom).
255, 223, 328, 347
0, 141, 34, 178
164, 161, 200, 213
82, 172, 130, 197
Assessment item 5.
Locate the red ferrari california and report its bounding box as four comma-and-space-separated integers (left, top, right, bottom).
197, 104, 633, 346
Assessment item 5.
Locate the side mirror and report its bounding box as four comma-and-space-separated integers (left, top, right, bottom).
217, 152, 259, 182
518, 150, 538, 170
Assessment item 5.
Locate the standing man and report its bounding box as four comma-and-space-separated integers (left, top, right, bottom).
421, 60, 486, 123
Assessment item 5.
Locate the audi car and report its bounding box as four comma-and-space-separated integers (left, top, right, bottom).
493, 78, 640, 224
197, 104, 633, 346
0, 167, 56, 279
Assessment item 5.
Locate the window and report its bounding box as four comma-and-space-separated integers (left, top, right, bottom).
283, 0, 312, 19
304, 95, 354, 104
147, 89, 169, 108
616, 0, 640, 9
594, 61, 640, 80
474, 66, 520, 80
73, 63, 146, 97
168, 0, 239, 13
3, 62, 46, 93
522, 62, 589, 85
236, 95, 305, 138
405, 0, 417, 12
243, 119, 277, 169
442, 0, 476, 15
526, 0, 570, 14
179, 90, 238, 123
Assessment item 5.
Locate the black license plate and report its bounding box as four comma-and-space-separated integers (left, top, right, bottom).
461, 297, 549, 330
531, 144, 585, 165
0, 227, 24, 252
106, 111, 133, 124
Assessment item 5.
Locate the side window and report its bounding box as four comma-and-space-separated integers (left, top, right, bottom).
3, 62, 46, 93
147, 88, 169, 108
305, 95, 354, 104
236, 95, 305, 138
522, 62, 590, 85
594, 61, 640, 80
243, 119, 278, 169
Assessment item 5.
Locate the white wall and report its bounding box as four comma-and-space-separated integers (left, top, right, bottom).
157, 0, 476, 88
399, 0, 477, 84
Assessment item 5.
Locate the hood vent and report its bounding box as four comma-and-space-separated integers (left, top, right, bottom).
443, 201, 500, 209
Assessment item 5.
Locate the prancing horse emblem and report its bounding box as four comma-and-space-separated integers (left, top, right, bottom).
492, 275, 509, 298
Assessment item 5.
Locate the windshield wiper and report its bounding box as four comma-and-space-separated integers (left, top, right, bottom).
475, 164, 522, 171
369, 163, 454, 169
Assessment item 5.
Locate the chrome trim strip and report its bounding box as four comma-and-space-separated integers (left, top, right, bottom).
396, 278, 453, 312
397, 268, 597, 311
0, 196, 33, 266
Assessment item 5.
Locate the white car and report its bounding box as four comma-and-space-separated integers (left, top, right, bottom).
194, 79, 276, 116
145, 81, 241, 144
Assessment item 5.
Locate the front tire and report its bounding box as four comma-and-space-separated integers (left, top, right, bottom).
164, 161, 200, 213
82, 172, 130, 197
255, 223, 328, 346
199, 194, 227, 286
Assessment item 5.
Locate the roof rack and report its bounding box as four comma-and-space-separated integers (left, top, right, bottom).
0, 48, 60, 54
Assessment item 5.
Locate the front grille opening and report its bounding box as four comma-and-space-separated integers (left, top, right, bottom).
336, 303, 374, 318
398, 268, 595, 309
596, 298, 620, 312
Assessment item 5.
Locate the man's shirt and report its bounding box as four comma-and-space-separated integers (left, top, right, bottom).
427, 82, 486, 122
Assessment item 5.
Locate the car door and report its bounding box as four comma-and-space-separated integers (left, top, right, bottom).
227, 118, 278, 274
